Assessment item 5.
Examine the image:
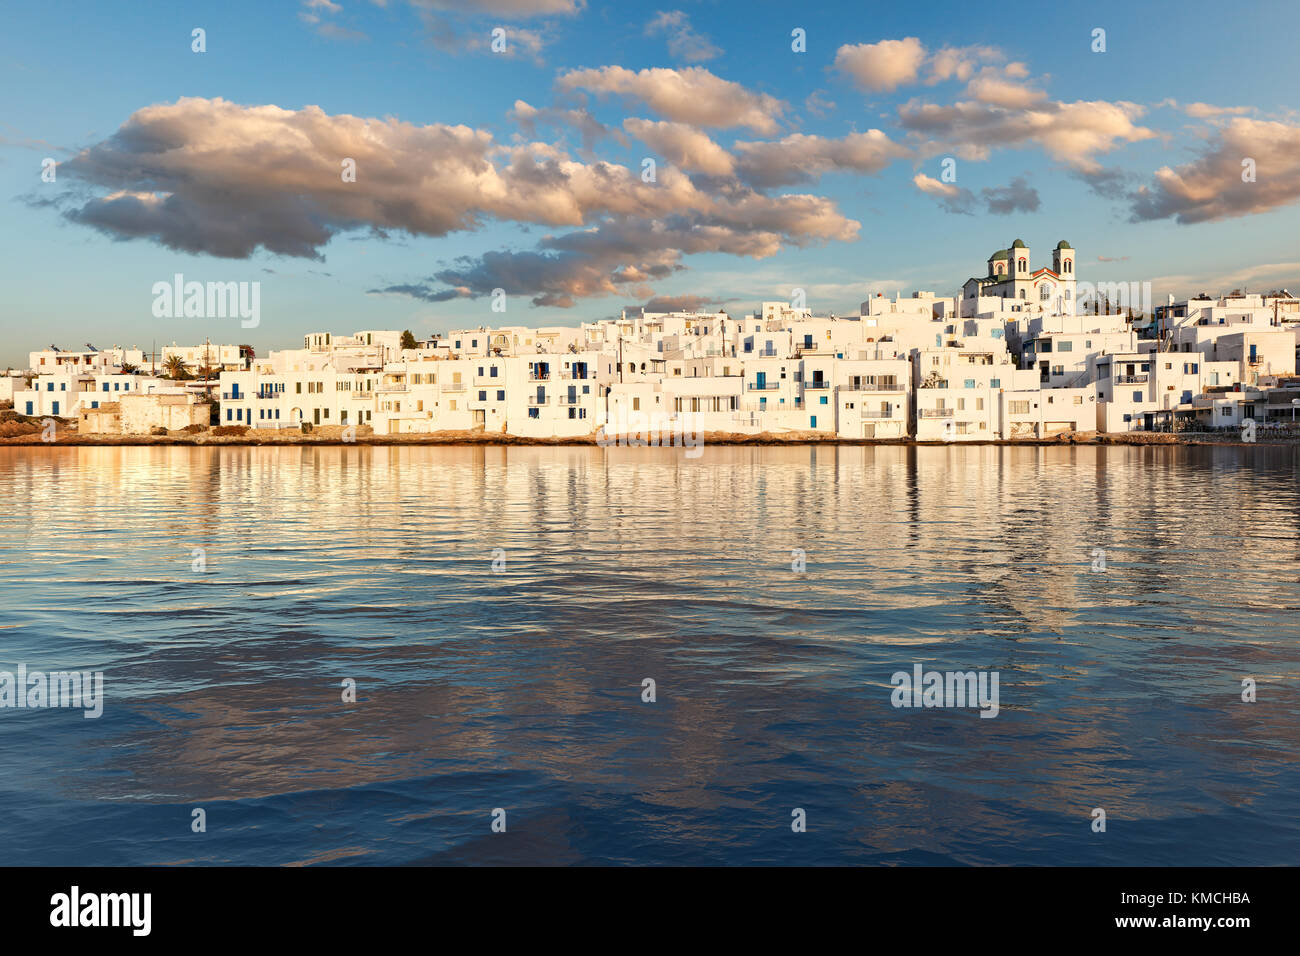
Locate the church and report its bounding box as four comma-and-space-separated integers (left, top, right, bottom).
963, 239, 1076, 311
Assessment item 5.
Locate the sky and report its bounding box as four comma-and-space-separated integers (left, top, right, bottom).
2, 0, 1299, 368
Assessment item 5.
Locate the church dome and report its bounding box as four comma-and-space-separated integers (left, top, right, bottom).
989, 249, 1009, 259
1056, 240, 1072, 249
1011, 238, 1027, 248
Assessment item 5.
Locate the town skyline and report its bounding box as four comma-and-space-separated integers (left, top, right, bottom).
3, 0, 1300, 369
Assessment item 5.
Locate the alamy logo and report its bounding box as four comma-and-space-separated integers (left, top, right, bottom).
0, 665, 103, 718
50, 886, 150, 936
890, 664, 1000, 718
597, 409, 703, 457
152, 273, 260, 328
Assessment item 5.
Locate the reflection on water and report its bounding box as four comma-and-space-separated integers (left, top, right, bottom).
0, 444, 1297, 865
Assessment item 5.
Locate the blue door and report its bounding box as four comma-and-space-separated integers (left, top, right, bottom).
810, 415, 817, 428
52, 401, 59, 415
755, 371, 767, 389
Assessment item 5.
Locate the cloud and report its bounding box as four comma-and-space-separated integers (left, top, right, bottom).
962, 66, 1046, 109
408, 190, 860, 306
645, 10, 721, 63
557, 66, 785, 133
834, 38, 1003, 92
912, 172, 1039, 215
638, 294, 722, 312
55, 97, 731, 258
734, 130, 909, 187
899, 97, 1155, 174
54, 97, 860, 307
982, 175, 1040, 214
414, 0, 572, 60
804, 90, 836, 118
833, 37, 926, 92
1182, 102, 1252, 119
912, 172, 974, 214
623, 118, 735, 176
414, 0, 583, 15
511, 99, 622, 151
1129, 118, 1300, 223
299, 0, 369, 40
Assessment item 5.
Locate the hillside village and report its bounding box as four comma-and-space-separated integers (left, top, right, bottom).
5, 240, 1300, 443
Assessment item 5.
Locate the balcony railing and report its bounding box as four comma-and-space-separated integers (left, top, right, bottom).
558, 395, 581, 405
804, 381, 829, 390
441, 383, 466, 392
528, 396, 550, 406
376, 383, 407, 393
529, 372, 552, 381
919, 408, 954, 418
848, 382, 903, 392
860, 409, 894, 419
747, 382, 779, 391
1115, 374, 1148, 384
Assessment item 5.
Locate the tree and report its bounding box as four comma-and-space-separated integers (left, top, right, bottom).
163, 355, 191, 379
120, 362, 140, 374
400, 329, 418, 350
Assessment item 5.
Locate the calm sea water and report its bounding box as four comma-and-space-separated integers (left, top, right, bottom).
0, 444, 1296, 866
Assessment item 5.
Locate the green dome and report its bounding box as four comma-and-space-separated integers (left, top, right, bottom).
1011, 238, 1027, 248
989, 249, 1009, 259
1056, 240, 1072, 249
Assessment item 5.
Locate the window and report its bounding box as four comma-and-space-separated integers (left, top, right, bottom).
1133, 391, 1143, 402
819, 395, 827, 405
1058, 341, 1073, 352
496, 390, 505, 401
1009, 401, 1030, 414
990, 378, 1001, 389
964, 379, 975, 389
478, 390, 486, 401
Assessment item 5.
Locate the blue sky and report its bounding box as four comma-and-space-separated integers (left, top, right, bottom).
2, 0, 1298, 367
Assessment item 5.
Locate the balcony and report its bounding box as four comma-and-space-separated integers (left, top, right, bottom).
803, 381, 830, 390
529, 372, 552, 381
860, 409, 894, 419
1115, 375, 1148, 384
441, 383, 466, 392
919, 408, 954, 418
528, 396, 550, 406
747, 382, 779, 391
850, 382, 903, 392
558, 394, 581, 405
376, 383, 408, 393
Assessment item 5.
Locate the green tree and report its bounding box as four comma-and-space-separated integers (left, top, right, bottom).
400, 330, 418, 350
163, 355, 191, 379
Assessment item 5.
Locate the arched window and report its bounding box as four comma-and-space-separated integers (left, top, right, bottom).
1018, 289, 1026, 299
1018, 258, 1027, 273
996, 263, 1004, 275
1064, 260, 1072, 274
1065, 289, 1072, 300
